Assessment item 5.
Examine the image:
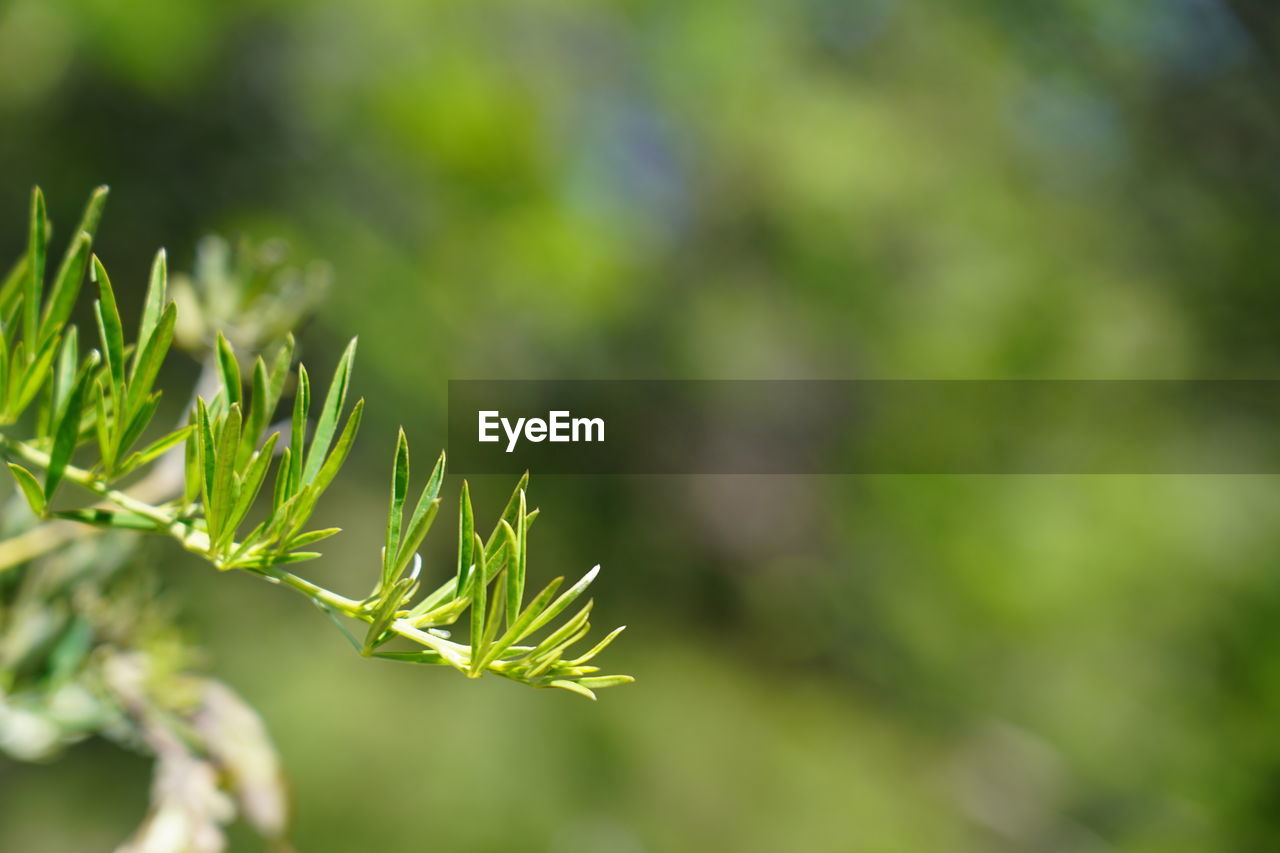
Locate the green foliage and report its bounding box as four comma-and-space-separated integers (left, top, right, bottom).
0, 186, 631, 699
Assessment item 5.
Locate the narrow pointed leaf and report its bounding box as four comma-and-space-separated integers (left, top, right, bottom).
393, 449, 445, 578
272, 447, 292, 513
566, 626, 627, 666
45, 364, 91, 501
384, 427, 409, 586
575, 675, 633, 690
90, 257, 125, 389
475, 574, 565, 670
210, 403, 243, 544
302, 338, 355, 485
215, 332, 241, 407
0, 254, 28, 314
241, 357, 270, 466
455, 481, 474, 594
25, 188, 46, 347
286, 527, 341, 549
308, 398, 364, 498
54, 508, 161, 531
509, 489, 527, 624
7, 463, 46, 516
523, 565, 600, 639
483, 471, 529, 567
547, 680, 596, 701
289, 364, 308, 494
51, 326, 79, 430
41, 232, 90, 345
468, 532, 487, 673
124, 302, 175, 422
119, 425, 194, 475
13, 331, 62, 416
224, 432, 278, 544
137, 249, 166, 356
525, 601, 593, 664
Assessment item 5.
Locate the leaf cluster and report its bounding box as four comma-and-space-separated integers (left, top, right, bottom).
0, 188, 631, 699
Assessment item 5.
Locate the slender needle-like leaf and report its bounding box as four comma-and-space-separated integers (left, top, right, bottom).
91, 257, 125, 390
7, 463, 46, 516
45, 363, 91, 501
216, 332, 241, 407
137, 249, 166, 356
25, 188, 46, 348
302, 338, 355, 485
384, 428, 409, 586
456, 481, 474, 594
392, 449, 446, 579
469, 532, 487, 675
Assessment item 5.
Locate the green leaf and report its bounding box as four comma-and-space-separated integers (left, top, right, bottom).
232, 551, 321, 569
210, 403, 243, 546
25, 187, 46, 347
40, 232, 90, 347
137, 248, 166, 355
45, 362, 92, 501
0, 253, 28, 315
124, 302, 175, 424
94, 379, 114, 471
41, 186, 108, 342
484, 471, 529, 567
53, 508, 160, 531
566, 626, 628, 666
455, 481, 474, 595
469, 531, 487, 674
183, 418, 201, 506
272, 447, 292, 513
50, 326, 79, 432
7, 463, 46, 516
474, 573, 565, 671
523, 607, 593, 679
215, 332, 241, 407
523, 565, 600, 639
222, 431, 278, 548
479, 566, 508, 666
547, 680, 597, 701
394, 449, 445, 572
384, 428, 409, 587
11, 329, 62, 417
508, 489, 527, 626
307, 397, 364, 498
118, 425, 194, 475
524, 601, 593, 665
407, 594, 472, 627
242, 357, 270, 466
0, 323, 9, 412
302, 338, 355, 485
267, 335, 294, 409
91, 256, 125, 391
74, 185, 110, 238
196, 398, 217, 512
288, 364, 309, 495
117, 392, 161, 463
371, 650, 445, 665
286, 527, 341, 549
575, 674, 635, 690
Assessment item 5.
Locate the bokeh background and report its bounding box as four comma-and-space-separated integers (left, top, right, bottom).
3, 0, 1280, 850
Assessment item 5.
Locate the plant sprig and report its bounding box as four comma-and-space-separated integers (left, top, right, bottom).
0, 187, 632, 700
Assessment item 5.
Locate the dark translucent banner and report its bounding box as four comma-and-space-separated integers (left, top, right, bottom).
447, 380, 1280, 474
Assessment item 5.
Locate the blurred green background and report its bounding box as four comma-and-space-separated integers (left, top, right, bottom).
4, 0, 1280, 850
